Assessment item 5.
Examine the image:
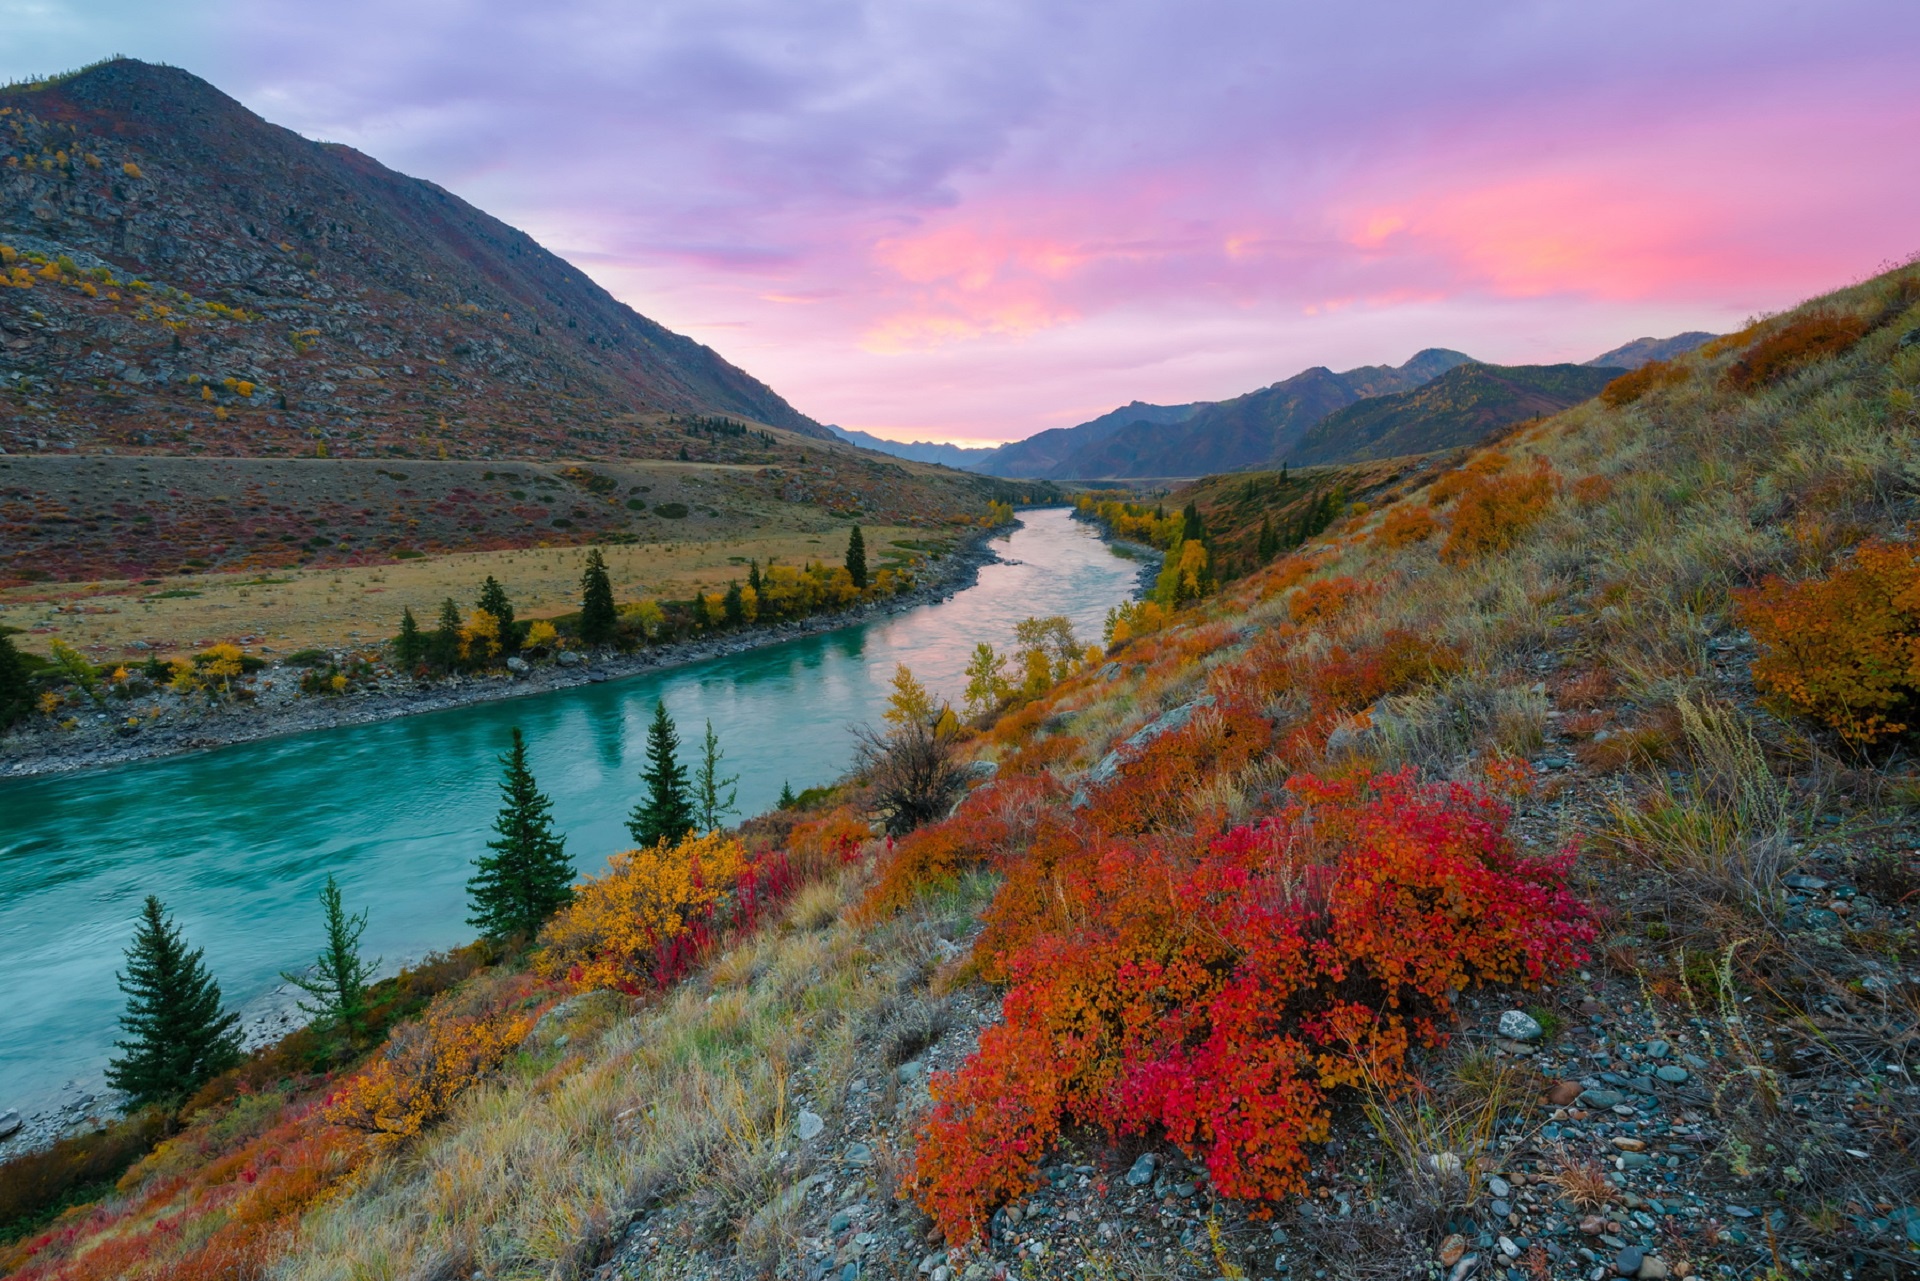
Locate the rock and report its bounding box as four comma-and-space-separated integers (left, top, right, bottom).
1125, 1153, 1158, 1186
1437, 1234, 1468, 1267
1448, 1255, 1479, 1281
0, 1109, 19, 1139
830, 1210, 853, 1233
505, 655, 530, 675
1783, 873, 1828, 891
1490, 1199, 1511, 1218
1498, 1010, 1544, 1042
1579, 1088, 1625, 1109
1487, 1176, 1511, 1199
1580, 1215, 1606, 1235
845, 1141, 872, 1165
556, 650, 583, 667
1497, 1235, 1520, 1259
1637, 1258, 1671, 1280
1644, 1040, 1669, 1059
1610, 1138, 1647, 1152
798, 1109, 825, 1141
1655, 1065, 1689, 1084
1615, 1245, 1645, 1276
1546, 1080, 1583, 1106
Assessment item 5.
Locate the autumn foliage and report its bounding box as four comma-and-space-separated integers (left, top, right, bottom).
909, 770, 1591, 1240
325, 1000, 535, 1144
1724, 310, 1869, 392
1736, 534, 1920, 743
1373, 503, 1437, 549
537, 831, 793, 993
1440, 463, 1558, 564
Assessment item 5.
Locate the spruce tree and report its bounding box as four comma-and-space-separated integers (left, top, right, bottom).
469, 728, 574, 940
431, 597, 463, 671
579, 549, 618, 646
0, 632, 32, 731
106, 896, 242, 1107
1257, 516, 1278, 561
628, 701, 695, 847
694, 720, 739, 831
845, 525, 868, 590
394, 607, 425, 671
477, 576, 517, 652
723, 581, 745, 626
281, 875, 378, 1035
778, 780, 798, 809
747, 559, 762, 596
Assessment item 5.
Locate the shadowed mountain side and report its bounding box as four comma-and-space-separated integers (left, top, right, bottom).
1585, 332, 1718, 370
973, 401, 1204, 477
0, 58, 828, 459
823, 425, 998, 469
1284, 362, 1621, 466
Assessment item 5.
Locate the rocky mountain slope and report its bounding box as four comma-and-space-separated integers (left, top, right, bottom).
823, 425, 996, 469
0, 58, 830, 462
1586, 331, 1717, 370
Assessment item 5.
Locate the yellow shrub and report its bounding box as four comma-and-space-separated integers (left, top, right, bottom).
537, 831, 748, 992
325, 1004, 532, 1145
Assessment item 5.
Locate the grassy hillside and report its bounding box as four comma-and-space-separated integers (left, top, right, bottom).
7, 264, 1919, 1281
1285, 361, 1620, 466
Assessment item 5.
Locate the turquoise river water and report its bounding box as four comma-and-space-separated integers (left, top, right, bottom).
0, 508, 1141, 1115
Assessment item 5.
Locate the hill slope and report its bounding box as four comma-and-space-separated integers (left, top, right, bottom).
972, 400, 1204, 477
823, 425, 997, 469
0, 58, 829, 461
1585, 330, 1718, 369
1283, 361, 1619, 466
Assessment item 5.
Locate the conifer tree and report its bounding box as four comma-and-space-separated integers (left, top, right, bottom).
477, 576, 517, 652
469, 728, 574, 940
747, 559, 763, 597
281, 875, 378, 1035
723, 580, 745, 626
778, 780, 797, 809
579, 549, 617, 646
106, 896, 242, 1107
394, 607, 425, 671
845, 524, 868, 590
628, 701, 695, 847
0, 632, 32, 731
1256, 515, 1279, 561
694, 720, 740, 831
431, 597, 463, 671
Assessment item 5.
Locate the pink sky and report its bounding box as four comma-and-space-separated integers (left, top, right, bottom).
8, 1, 1918, 444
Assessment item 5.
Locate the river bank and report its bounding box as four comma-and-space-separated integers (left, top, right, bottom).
0, 527, 1008, 779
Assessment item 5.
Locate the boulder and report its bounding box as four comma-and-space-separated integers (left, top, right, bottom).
1498, 1009, 1544, 1042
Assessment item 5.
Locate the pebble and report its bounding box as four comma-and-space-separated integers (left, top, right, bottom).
845, 1142, 872, 1165
798, 1109, 825, 1141
1438, 1234, 1467, 1266
1579, 1088, 1625, 1109
1615, 1245, 1645, 1276
830, 1210, 852, 1233
1125, 1153, 1158, 1186
1487, 1176, 1511, 1198
1498, 1010, 1544, 1042
1655, 1065, 1689, 1084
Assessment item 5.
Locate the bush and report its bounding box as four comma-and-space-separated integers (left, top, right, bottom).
1373, 504, 1437, 549
324, 999, 534, 1145
1599, 358, 1688, 408
0, 1109, 168, 1241
1724, 310, 1868, 392
655, 502, 690, 519
1736, 534, 1920, 743
1440, 464, 1558, 564
909, 770, 1592, 1240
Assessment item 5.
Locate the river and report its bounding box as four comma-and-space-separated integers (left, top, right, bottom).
0, 508, 1142, 1123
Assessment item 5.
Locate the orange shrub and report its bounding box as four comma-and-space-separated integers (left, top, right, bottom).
787, 806, 871, 875
911, 771, 1592, 1241
1724, 310, 1869, 391
1306, 629, 1460, 716
1085, 701, 1272, 837
1289, 575, 1370, 626
1736, 535, 1920, 743
1440, 464, 1558, 564
325, 1001, 534, 1144
862, 775, 1067, 920
1428, 452, 1511, 507
1373, 504, 1437, 549
1599, 359, 1688, 408
1569, 474, 1614, 507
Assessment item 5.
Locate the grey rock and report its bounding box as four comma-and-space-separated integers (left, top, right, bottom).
1579, 1089, 1625, 1109
0, 1109, 19, 1139
1654, 1065, 1689, 1084
797, 1109, 825, 1141
1783, 874, 1828, 891
1614, 1245, 1644, 1276
845, 1141, 872, 1165
1498, 1010, 1544, 1042
556, 650, 583, 667
1125, 1153, 1158, 1186
505, 655, 530, 675
1487, 1176, 1511, 1199
829, 1210, 852, 1233
1643, 1040, 1669, 1059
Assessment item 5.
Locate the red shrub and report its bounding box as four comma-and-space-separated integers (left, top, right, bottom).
1724, 310, 1869, 391
910, 770, 1591, 1241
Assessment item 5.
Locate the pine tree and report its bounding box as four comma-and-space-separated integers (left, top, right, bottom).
106, 896, 242, 1107
628, 701, 695, 847
778, 780, 798, 809
394, 607, 425, 671
694, 720, 740, 831
1256, 516, 1278, 561
0, 632, 32, 730
747, 559, 762, 596
579, 548, 617, 646
845, 524, 868, 590
431, 597, 463, 671
280, 875, 378, 1035
478, 576, 517, 652
469, 728, 574, 940
723, 580, 745, 626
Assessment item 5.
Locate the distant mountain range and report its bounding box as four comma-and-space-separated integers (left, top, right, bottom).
841, 331, 1716, 479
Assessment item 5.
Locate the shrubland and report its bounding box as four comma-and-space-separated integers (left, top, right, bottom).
6, 262, 1920, 1279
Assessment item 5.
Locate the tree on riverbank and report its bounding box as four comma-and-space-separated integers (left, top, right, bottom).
478, 577, 517, 652
694, 720, 739, 832
394, 607, 425, 671
281, 875, 378, 1038
431, 598, 463, 671
470, 728, 574, 940
0, 633, 32, 730
629, 701, 695, 847
579, 549, 617, 646
846, 524, 868, 590
106, 896, 242, 1107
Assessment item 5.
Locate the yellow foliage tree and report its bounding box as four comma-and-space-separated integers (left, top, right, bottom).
884, 663, 937, 728
525, 620, 559, 649
325, 1002, 532, 1145
200, 643, 244, 693
461, 608, 501, 664
537, 831, 748, 992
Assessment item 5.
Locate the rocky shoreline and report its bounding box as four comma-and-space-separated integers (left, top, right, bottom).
0, 529, 1008, 779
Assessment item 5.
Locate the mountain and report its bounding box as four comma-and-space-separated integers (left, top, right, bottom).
979, 349, 1472, 479
1585, 331, 1718, 370
1284, 362, 1620, 466
0, 58, 830, 460
823, 425, 998, 469
972, 401, 1203, 477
